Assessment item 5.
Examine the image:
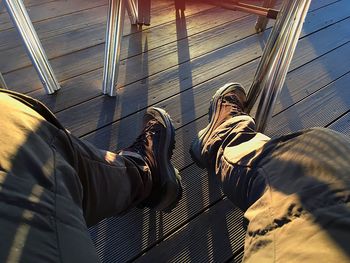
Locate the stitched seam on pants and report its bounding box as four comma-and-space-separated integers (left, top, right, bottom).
80, 154, 129, 169
51, 136, 63, 263
261, 167, 276, 262
222, 153, 253, 169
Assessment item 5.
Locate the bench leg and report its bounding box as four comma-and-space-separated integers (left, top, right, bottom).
255, 0, 276, 33
138, 0, 151, 26
3, 0, 61, 94
247, 0, 311, 131
0, 72, 8, 89
126, 0, 138, 25
102, 0, 126, 96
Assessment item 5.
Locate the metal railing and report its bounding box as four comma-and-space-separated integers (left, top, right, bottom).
3, 0, 61, 94
255, 0, 277, 32
102, 0, 151, 96
0, 72, 8, 89
206, 0, 278, 32
102, 0, 126, 96
246, 0, 311, 132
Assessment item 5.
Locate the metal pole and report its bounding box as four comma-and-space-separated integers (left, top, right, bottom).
0, 72, 8, 89
246, 0, 311, 132
126, 0, 138, 25
255, 0, 277, 32
102, 0, 126, 96
4, 0, 61, 94
246, 0, 298, 112
206, 1, 278, 19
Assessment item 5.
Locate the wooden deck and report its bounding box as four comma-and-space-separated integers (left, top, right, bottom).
1, 0, 350, 261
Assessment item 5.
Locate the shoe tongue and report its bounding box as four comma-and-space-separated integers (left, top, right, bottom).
144, 111, 167, 127
143, 119, 161, 134
223, 94, 243, 109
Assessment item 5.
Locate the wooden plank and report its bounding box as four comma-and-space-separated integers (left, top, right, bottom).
22, 0, 56, 7
55, 12, 350, 137
0, 0, 55, 15
0, 5, 248, 73
328, 112, 350, 137
266, 72, 350, 137
0, 5, 108, 52
0, 0, 108, 32
1, 10, 253, 91
0, 0, 182, 32
97, 0, 350, 91
0, 0, 215, 52
232, 250, 244, 263
273, 41, 350, 115
2, 0, 337, 91
1, 22, 107, 73
88, 164, 229, 262
133, 199, 245, 263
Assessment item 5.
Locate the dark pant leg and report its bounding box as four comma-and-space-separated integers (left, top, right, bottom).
0, 91, 152, 262
69, 136, 153, 227
204, 115, 350, 262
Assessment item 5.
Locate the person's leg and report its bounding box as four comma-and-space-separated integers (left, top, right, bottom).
0, 90, 99, 262
69, 107, 182, 226
190, 83, 350, 262
0, 89, 182, 261
190, 83, 271, 210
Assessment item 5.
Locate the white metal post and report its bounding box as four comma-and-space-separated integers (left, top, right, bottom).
3, 0, 61, 94
246, 0, 311, 132
0, 72, 8, 89
102, 0, 126, 96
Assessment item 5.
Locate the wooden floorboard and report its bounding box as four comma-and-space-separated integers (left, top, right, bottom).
88, 164, 230, 262
0, 5, 109, 52
328, 112, 350, 136
11, 0, 337, 138
0, 0, 107, 32
273, 41, 350, 115
0, 0, 56, 15
267, 72, 350, 137
2, 3, 227, 91
78, 5, 346, 146
1, 0, 350, 262
134, 199, 245, 263
0, 0, 215, 73
2, 0, 335, 90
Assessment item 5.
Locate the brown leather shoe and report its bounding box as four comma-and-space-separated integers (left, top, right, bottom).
127, 107, 182, 212
190, 83, 247, 168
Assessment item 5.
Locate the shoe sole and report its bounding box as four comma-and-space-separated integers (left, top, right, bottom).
189, 83, 246, 169
148, 107, 183, 212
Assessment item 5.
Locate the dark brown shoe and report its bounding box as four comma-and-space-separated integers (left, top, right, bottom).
128, 107, 182, 212
190, 83, 247, 168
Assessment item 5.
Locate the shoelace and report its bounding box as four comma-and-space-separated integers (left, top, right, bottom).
130, 119, 161, 154
223, 94, 244, 112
